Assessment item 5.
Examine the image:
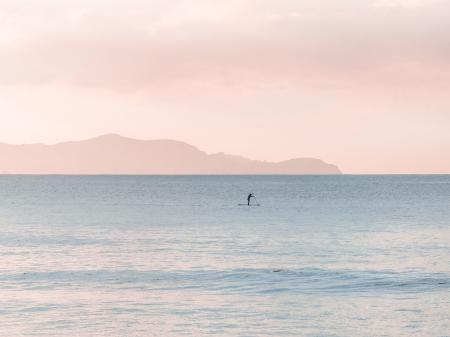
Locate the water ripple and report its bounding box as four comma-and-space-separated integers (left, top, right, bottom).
2, 268, 449, 295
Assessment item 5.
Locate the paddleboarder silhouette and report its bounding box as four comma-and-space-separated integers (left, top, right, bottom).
247, 193, 255, 206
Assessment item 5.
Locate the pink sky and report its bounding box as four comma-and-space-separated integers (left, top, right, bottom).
0, 0, 449, 173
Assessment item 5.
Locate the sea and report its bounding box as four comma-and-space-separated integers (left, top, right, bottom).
0, 175, 449, 337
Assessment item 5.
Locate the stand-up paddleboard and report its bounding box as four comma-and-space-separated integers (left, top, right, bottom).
240, 193, 260, 206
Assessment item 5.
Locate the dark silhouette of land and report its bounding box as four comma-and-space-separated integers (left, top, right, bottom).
0, 134, 341, 174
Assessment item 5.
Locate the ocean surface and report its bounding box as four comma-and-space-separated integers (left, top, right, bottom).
0, 175, 449, 337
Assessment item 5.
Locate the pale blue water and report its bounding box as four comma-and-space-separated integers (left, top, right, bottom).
0, 175, 449, 337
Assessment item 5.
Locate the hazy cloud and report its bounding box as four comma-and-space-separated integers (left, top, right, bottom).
1, 0, 449, 90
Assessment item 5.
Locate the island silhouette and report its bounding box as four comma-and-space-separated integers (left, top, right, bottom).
0, 134, 341, 174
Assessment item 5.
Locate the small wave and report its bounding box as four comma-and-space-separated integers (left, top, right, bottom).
203, 268, 450, 295
1, 268, 449, 295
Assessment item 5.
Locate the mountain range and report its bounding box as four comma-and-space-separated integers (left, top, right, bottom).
0, 134, 341, 174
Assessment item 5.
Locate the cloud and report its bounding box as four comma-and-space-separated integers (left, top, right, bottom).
0, 0, 449, 91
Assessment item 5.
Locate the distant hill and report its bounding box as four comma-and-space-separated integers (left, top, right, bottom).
0, 134, 341, 174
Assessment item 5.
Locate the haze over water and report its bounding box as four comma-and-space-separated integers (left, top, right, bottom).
0, 175, 449, 337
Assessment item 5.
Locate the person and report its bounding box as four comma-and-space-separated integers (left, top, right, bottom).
247, 193, 255, 206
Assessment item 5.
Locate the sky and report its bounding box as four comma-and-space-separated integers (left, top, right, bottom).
0, 0, 449, 173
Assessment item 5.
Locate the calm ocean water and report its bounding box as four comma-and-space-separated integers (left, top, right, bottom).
0, 175, 449, 337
